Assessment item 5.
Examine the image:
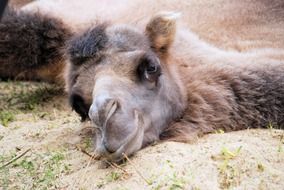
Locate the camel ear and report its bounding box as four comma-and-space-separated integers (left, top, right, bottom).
145, 12, 180, 56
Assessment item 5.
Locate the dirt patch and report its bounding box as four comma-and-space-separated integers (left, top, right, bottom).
0, 81, 283, 189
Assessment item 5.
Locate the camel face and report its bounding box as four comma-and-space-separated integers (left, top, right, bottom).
67, 13, 186, 161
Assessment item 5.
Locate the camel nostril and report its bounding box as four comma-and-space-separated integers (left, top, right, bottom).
88, 97, 119, 126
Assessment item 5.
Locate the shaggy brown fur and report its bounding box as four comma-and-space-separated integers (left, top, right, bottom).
161, 63, 284, 142
0, 7, 71, 84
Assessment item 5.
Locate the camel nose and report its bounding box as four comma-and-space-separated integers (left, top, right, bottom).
88, 94, 118, 126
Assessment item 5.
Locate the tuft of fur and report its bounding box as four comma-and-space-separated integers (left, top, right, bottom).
0, 7, 72, 83
66, 23, 108, 66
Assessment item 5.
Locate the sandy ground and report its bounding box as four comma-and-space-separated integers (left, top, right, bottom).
0, 82, 283, 190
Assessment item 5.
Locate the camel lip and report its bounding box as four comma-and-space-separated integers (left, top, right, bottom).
100, 109, 145, 162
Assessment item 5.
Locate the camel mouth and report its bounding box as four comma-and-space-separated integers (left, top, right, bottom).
98, 109, 145, 162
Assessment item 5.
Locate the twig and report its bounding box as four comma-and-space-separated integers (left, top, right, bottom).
76, 145, 130, 176
111, 162, 129, 174
75, 145, 101, 160
104, 160, 130, 176
122, 153, 152, 185
0, 148, 31, 169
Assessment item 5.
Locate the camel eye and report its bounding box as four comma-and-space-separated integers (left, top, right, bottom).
138, 54, 161, 82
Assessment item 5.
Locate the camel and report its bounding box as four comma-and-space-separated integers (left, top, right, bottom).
0, 0, 283, 161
